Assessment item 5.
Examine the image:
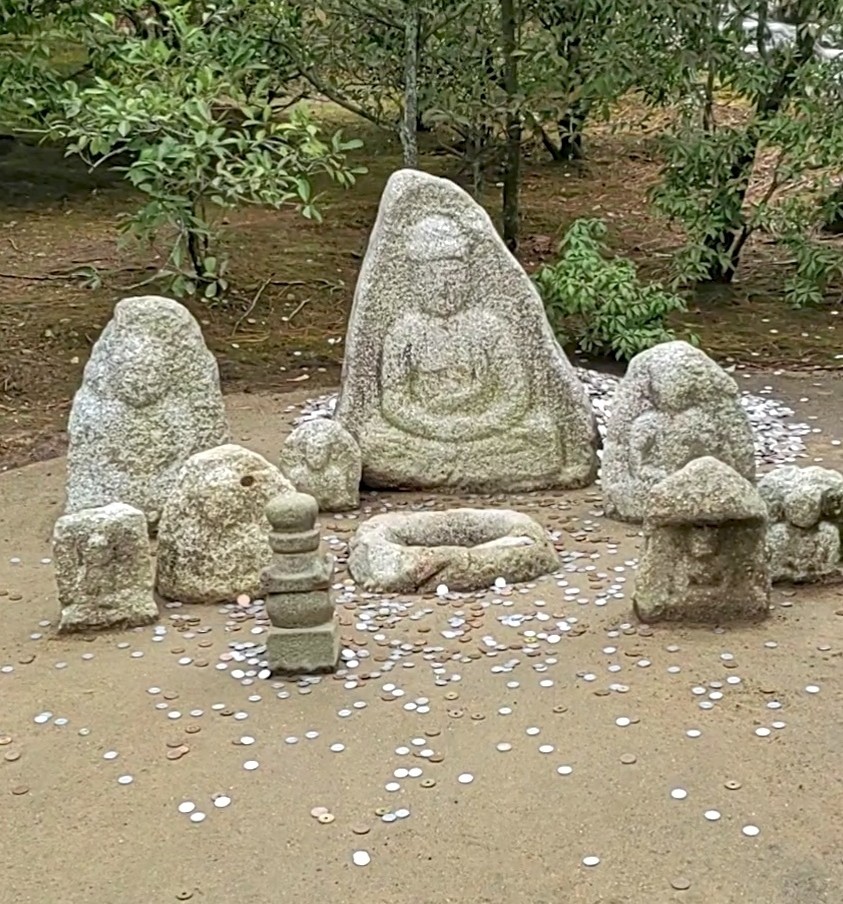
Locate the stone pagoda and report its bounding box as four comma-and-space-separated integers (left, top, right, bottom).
261, 491, 339, 673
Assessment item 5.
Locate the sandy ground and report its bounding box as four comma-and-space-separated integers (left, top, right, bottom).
1, 376, 843, 904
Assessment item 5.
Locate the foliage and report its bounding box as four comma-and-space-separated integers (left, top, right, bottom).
647, 0, 843, 296
534, 218, 691, 360
4, 1, 364, 300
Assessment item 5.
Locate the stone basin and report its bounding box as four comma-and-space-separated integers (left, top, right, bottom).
347, 508, 559, 593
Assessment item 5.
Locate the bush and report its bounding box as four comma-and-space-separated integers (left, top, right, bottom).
534, 218, 692, 360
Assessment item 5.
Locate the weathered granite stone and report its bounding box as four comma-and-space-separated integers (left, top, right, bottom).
758, 465, 843, 582
155, 444, 293, 604
53, 502, 157, 632
602, 341, 756, 523
279, 419, 361, 511
65, 295, 229, 531
265, 622, 340, 674
633, 457, 770, 623
347, 508, 559, 593
334, 169, 599, 493
260, 492, 338, 673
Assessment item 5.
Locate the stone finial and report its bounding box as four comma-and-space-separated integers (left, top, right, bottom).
266, 491, 318, 532
53, 502, 158, 632
633, 457, 770, 623
261, 490, 339, 674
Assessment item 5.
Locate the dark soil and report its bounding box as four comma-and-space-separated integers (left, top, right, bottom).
2, 108, 842, 470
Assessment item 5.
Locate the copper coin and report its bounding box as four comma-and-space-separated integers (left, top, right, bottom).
18, 655, 35, 665
424, 729, 441, 738
670, 878, 691, 891
185, 724, 201, 735
4, 751, 21, 762
193, 660, 209, 668
219, 709, 234, 717
166, 745, 190, 760
166, 739, 185, 749
428, 753, 444, 764
351, 824, 371, 835
11, 785, 29, 795
198, 640, 213, 649
163, 692, 180, 701
620, 754, 637, 765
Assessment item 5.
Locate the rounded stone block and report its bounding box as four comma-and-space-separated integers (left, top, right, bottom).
347, 507, 558, 593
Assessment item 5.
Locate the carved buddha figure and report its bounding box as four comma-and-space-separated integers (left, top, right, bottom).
628, 356, 755, 488
334, 168, 599, 493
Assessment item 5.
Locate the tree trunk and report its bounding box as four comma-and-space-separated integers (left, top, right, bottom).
500, 0, 521, 252
699, 6, 814, 282
401, 2, 420, 168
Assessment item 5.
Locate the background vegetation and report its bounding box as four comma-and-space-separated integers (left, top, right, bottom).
1, 0, 843, 381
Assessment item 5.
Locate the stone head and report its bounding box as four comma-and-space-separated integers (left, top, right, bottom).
406, 214, 472, 317
649, 354, 737, 413
97, 297, 207, 407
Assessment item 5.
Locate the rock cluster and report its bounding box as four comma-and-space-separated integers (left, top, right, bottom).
261, 492, 339, 674
759, 465, 843, 583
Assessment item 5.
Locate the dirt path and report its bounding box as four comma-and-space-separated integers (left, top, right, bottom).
1, 382, 842, 904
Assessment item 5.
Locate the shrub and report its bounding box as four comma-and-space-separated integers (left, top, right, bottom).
534, 218, 692, 360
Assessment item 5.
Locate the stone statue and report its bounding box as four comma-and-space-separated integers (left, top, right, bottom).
53, 502, 157, 632
602, 341, 756, 522
633, 457, 770, 623
279, 419, 361, 511
65, 295, 229, 532
335, 169, 599, 493
759, 465, 843, 583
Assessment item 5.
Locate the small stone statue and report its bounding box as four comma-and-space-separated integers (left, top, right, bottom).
758, 465, 843, 583
53, 503, 158, 632
261, 492, 339, 674
602, 341, 756, 523
279, 419, 361, 511
633, 457, 770, 623
65, 295, 229, 532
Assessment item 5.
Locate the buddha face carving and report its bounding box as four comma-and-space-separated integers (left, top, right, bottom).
406, 214, 472, 319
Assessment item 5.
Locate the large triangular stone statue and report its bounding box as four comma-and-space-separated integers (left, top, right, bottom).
335, 169, 599, 493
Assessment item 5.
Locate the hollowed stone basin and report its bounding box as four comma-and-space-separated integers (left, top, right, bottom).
347, 508, 559, 593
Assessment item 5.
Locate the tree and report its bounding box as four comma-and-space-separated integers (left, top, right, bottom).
2, 1, 364, 299
648, 0, 843, 298
500, 0, 520, 250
